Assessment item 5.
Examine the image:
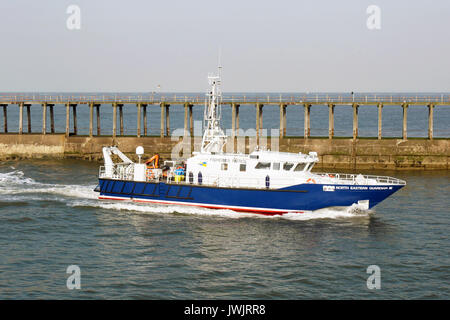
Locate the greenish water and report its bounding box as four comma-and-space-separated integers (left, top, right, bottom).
0, 159, 448, 299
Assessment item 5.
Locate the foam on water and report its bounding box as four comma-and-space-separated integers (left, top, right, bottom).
0, 170, 97, 200
1, 169, 372, 221
70, 199, 372, 221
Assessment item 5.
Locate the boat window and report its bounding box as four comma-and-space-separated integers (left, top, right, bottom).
255, 162, 271, 169
221, 163, 228, 171
273, 162, 280, 170
294, 163, 307, 172
188, 172, 193, 184
240, 164, 246, 172
283, 163, 294, 171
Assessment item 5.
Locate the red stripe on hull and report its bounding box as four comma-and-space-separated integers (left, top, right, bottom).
99, 196, 303, 216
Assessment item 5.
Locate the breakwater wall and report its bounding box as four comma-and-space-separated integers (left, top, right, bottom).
0, 134, 448, 170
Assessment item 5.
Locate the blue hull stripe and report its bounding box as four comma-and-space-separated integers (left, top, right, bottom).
98, 179, 404, 213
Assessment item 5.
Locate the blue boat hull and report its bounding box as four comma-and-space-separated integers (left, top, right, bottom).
97, 178, 404, 215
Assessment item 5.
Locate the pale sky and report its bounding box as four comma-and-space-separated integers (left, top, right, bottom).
1, 0, 449, 92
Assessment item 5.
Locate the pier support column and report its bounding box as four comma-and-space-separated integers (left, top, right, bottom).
42, 103, 47, 134
256, 103, 263, 143
279, 104, 287, 137
428, 103, 434, 140
377, 103, 383, 139
137, 103, 141, 138
184, 102, 192, 137
49, 104, 55, 133
402, 103, 408, 140
189, 104, 193, 137
143, 104, 148, 136
19, 103, 23, 134
72, 104, 77, 135
328, 103, 335, 139
89, 103, 94, 137
26, 104, 31, 133
96, 104, 101, 136
1, 105, 7, 133
160, 103, 165, 137
165, 104, 170, 136
352, 103, 359, 140
112, 103, 117, 138
232, 103, 237, 138
304, 103, 311, 138
118, 104, 124, 136
65, 103, 70, 136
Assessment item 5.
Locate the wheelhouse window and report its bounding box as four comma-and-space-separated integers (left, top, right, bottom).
294, 163, 308, 172
240, 164, 246, 172
283, 163, 294, 171
255, 162, 271, 170
221, 163, 228, 171
273, 162, 280, 170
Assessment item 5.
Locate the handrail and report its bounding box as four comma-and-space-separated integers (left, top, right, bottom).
0, 93, 449, 104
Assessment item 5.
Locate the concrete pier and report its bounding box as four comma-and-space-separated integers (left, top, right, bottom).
0, 94, 448, 169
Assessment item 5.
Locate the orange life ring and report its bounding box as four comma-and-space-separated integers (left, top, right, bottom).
306, 178, 316, 184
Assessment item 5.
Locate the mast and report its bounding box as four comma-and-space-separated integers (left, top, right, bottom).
201, 66, 227, 153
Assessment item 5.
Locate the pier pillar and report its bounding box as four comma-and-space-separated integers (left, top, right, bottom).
49, 105, 54, 133
352, 103, 359, 140
49, 104, 55, 133
279, 104, 287, 137
65, 103, 71, 136
232, 103, 237, 138
19, 103, 23, 134
72, 104, 77, 135
189, 104, 193, 137
328, 103, 335, 139
89, 103, 94, 137
160, 103, 165, 137
1, 104, 7, 133
112, 103, 117, 138
184, 103, 193, 137
26, 104, 31, 133
304, 103, 311, 138
96, 104, 101, 135
137, 103, 142, 138
235, 104, 240, 135
165, 104, 170, 136
402, 103, 408, 140
428, 103, 434, 140
377, 103, 383, 140
143, 104, 148, 136
256, 103, 263, 142
118, 104, 124, 136
42, 103, 47, 134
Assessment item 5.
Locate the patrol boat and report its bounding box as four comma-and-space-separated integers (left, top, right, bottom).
95, 70, 406, 215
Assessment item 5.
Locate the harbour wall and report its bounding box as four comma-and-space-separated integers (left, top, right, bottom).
0, 134, 448, 170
